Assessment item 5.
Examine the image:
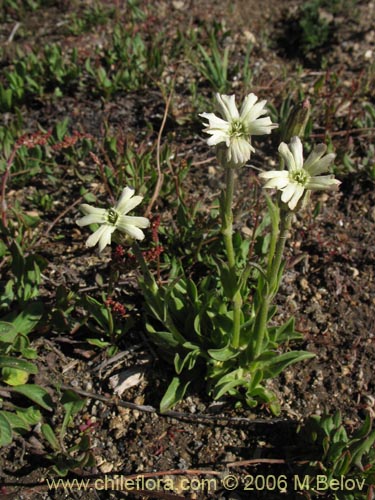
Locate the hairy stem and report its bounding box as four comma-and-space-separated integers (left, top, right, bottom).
253, 210, 292, 358
221, 167, 242, 348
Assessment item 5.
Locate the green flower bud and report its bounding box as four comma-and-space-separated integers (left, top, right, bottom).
281, 99, 311, 142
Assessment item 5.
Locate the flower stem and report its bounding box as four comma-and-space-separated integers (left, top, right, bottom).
268, 210, 292, 296
221, 167, 242, 349
132, 242, 158, 295
253, 209, 292, 358
222, 167, 236, 269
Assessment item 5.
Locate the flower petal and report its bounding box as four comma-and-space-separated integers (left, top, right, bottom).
278, 142, 296, 171
259, 170, 289, 179
79, 204, 106, 216
119, 223, 146, 240
98, 226, 115, 253
306, 176, 341, 190
216, 94, 239, 121
260, 173, 290, 190
239, 93, 258, 121
287, 184, 305, 210
290, 136, 304, 170
77, 213, 105, 226
303, 143, 327, 172
115, 187, 136, 213
86, 225, 111, 249
200, 112, 230, 146
281, 182, 298, 204
207, 131, 230, 146
305, 153, 336, 176
118, 215, 150, 229
247, 116, 277, 135
199, 112, 229, 130
228, 137, 253, 165
242, 99, 268, 123
117, 194, 144, 215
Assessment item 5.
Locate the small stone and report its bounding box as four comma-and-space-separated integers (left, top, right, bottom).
300, 278, 309, 290
243, 30, 256, 44
349, 267, 359, 278
99, 461, 114, 473
365, 49, 373, 60
172, 0, 185, 9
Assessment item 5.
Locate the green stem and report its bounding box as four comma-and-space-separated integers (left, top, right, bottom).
268, 210, 292, 295
221, 167, 242, 349
265, 195, 280, 278
253, 210, 292, 358
221, 167, 236, 269
132, 242, 158, 295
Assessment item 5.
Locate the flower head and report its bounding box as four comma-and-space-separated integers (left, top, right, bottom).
259, 136, 340, 211
77, 187, 150, 252
200, 93, 277, 168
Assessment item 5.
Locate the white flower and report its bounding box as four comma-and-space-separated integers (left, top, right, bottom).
77, 187, 150, 252
200, 93, 277, 168
259, 136, 341, 211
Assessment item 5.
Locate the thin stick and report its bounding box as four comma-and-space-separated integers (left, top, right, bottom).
145, 84, 175, 217
45, 196, 83, 236
1, 145, 20, 228
55, 383, 291, 426
311, 126, 375, 138
7, 22, 21, 43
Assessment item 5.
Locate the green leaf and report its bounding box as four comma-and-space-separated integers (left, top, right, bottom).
174, 350, 199, 374
332, 410, 342, 429
193, 314, 201, 336
12, 384, 53, 411
219, 262, 237, 300
350, 430, 375, 470
60, 390, 85, 439
41, 423, 60, 451
213, 369, 247, 400
334, 450, 352, 476
0, 410, 31, 433
145, 322, 183, 349
4, 302, 44, 335
269, 317, 303, 344
0, 321, 18, 344
208, 344, 239, 362
81, 296, 110, 330
0, 412, 13, 447
2, 367, 30, 386
214, 378, 247, 400
61, 390, 85, 416
263, 350, 315, 378
186, 279, 198, 303
351, 412, 372, 440
87, 338, 111, 348
10, 240, 25, 280
19, 347, 38, 360
248, 386, 280, 415
160, 377, 190, 413
16, 406, 42, 426
0, 356, 38, 374
77, 434, 91, 452
327, 441, 347, 464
